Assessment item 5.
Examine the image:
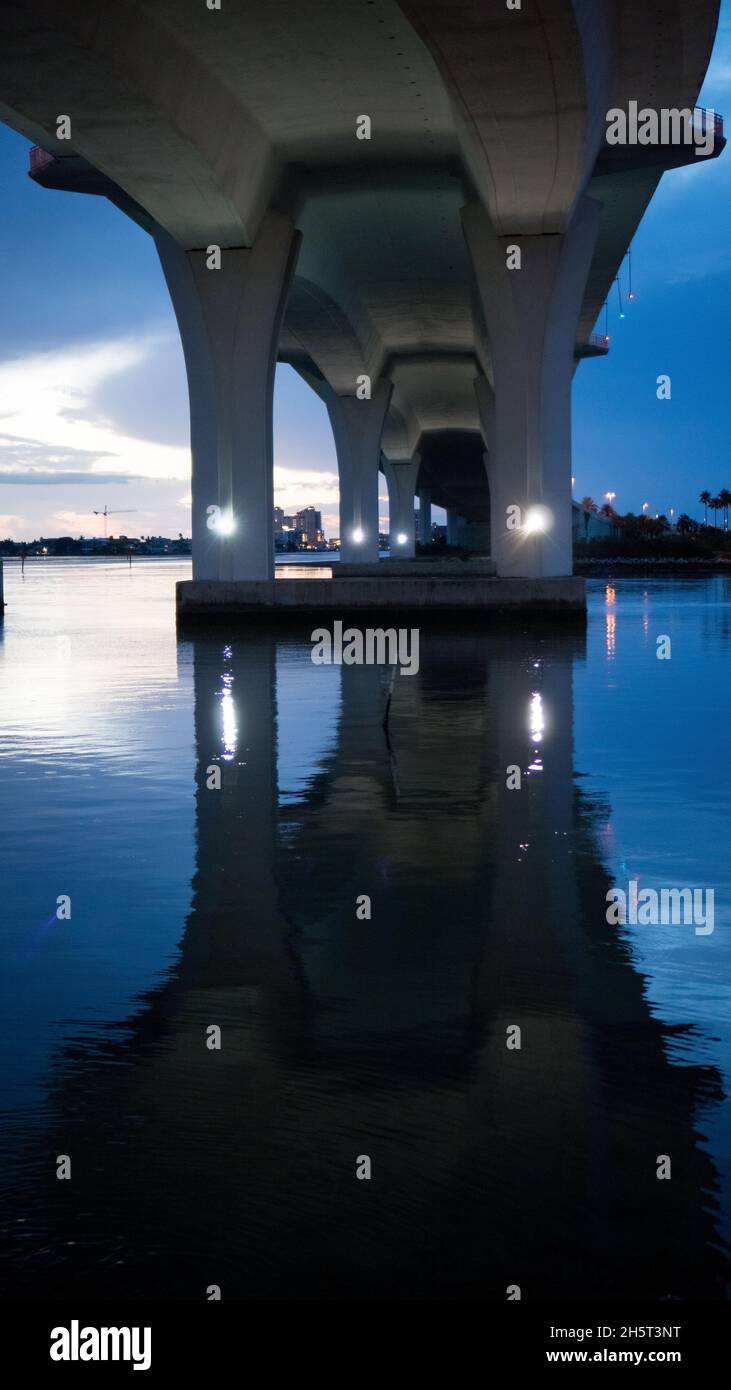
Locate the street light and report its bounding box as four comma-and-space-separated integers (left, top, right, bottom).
524, 505, 553, 534
605, 491, 616, 506
642, 502, 649, 512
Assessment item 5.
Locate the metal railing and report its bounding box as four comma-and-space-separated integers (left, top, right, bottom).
588, 333, 610, 351
29, 145, 55, 174
695, 107, 724, 138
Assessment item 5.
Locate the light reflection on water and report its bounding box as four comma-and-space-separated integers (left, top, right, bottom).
275, 562, 332, 578
0, 560, 730, 1299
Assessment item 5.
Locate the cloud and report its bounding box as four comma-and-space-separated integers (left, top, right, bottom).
0, 334, 191, 486
0, 336, 344, 539
660, 153, 730, 194
0, 469, 135, 484
0, 513, 27, 538
0, 434, 113, 475
707, 59, 731, 90
662, 246, 731, 285
51, 509, 111, 533
0, 431, 107, 451
273, 466, 339, 510
89, 330, 190, 446
701, 13, 731, 99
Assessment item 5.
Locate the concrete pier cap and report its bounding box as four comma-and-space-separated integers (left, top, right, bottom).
0, 0, 723, 616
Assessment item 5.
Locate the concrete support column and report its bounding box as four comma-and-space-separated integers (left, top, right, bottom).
447, 510, 464, 547
474, 376, 496, 491
418, 489, 432, 547
383, 454, 420, 558
314, 380, 392, 564
462, 198, 601, 578
156, 213, 300, 581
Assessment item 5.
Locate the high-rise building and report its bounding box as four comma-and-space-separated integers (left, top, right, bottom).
295, 507, 322, 544
273, 506, 284, 529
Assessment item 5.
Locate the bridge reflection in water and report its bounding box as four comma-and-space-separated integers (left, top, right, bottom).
11, 626, 727, 1299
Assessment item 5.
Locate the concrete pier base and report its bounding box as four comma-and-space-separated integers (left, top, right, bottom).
338, 558, 497, 577
177, 575, 585, 621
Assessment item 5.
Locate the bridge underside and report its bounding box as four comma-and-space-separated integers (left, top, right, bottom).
0, 0, 723, 605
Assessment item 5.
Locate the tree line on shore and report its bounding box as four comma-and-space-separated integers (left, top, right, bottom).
576, 491, 731, 558
579, 490, 731, 537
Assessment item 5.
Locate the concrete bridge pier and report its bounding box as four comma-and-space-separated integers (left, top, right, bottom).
156, 213, 300, 582
417, 490, 432, 547
383, 454, 420, 558
447, 510, 465, 547
474, 376, 495, 491
311, 379, 392, 565
462, 197, 601, 579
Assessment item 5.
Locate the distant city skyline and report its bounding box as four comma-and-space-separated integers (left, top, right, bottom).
0, 3, 729, 542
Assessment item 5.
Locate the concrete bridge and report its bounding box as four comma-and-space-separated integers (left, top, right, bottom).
0, 0, 724, 612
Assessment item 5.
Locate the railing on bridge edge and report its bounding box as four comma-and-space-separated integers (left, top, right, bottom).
29, 146, 56, 175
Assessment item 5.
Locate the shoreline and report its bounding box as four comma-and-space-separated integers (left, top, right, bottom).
4, 553, 731, 577
574, 557, 731, 575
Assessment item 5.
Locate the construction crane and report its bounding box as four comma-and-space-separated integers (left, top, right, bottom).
93, 505, 138, 537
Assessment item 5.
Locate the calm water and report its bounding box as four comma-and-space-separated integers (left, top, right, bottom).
1, 559, 730, 1300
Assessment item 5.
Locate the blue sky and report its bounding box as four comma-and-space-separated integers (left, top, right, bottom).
0, 6, 729, 543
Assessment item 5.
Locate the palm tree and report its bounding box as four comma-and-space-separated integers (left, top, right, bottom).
578, 497, 596, 541
719, 488, 731, 531
711, 497, 723, 528
700, 490, 711, 525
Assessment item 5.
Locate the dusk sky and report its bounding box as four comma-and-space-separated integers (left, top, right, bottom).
0, 4, 729, 544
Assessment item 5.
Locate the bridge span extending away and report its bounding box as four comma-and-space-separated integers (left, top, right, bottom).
0, 0, 724, 613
